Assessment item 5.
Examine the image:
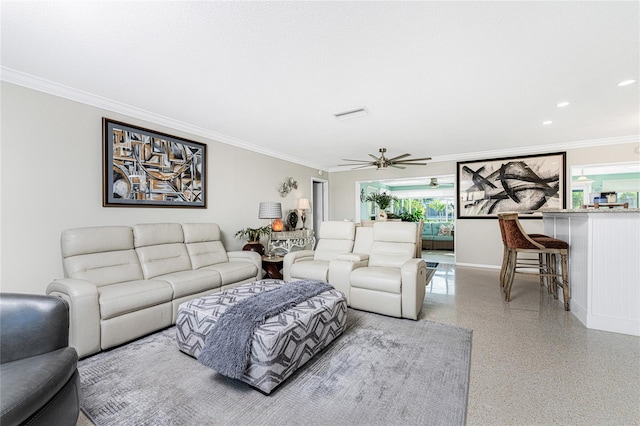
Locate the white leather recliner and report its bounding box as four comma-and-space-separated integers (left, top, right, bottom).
283, 221, 356, 282
346, 222, 427, 320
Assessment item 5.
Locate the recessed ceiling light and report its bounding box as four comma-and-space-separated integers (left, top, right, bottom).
542, 121, 553, 125
618, 79, 636, 87
556, 102, 570, 107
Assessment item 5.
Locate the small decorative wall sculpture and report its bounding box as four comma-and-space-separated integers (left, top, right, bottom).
278, 177, 298, 197
103, 118, 206, 208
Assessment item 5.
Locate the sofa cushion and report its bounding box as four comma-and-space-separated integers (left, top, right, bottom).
98, 280, 174, 320
318, 221, 355, 240
350, 267, 402, 293
186, 241, 229, 269
136, 243, 192, 279
312, 221, 355, 262
61, 226, 133, 257
153, 270, 221, 299
133, 223, 184, 247
182, 223, 221, 244
61, 226, 144, 285
202, 262, 257, 286
64, 250, 144, 286
368, 222, 416, 268
182, 223, 229, 269
288, 260, 330, 281
422, 223, 436, 237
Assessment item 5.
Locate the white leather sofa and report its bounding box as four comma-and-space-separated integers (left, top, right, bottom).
284, 221, 427, 320
283, 221, 356, 282
47, 223, 261, 358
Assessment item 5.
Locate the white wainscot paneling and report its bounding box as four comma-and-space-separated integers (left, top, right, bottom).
543, 211, 640, 336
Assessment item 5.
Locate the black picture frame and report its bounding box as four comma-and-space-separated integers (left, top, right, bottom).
456, 152, 566, 218
103, 118, 206, 208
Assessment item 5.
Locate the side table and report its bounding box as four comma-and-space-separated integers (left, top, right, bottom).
269, 229, 315, 255
262, 255, 284, 280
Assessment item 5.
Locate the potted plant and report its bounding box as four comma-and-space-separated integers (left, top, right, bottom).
234, 226, 271, 255
365, 192, 398, 220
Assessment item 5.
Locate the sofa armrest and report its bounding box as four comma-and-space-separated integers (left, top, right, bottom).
328, 254, 369, 305
47, 279, 100, 358
0, 293, 71, 363
283, 250, 315, 281
400, 259, 428, 320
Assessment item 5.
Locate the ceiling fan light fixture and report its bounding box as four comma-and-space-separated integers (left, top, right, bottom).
338, 147, 431, 170
333, 107, 369, 120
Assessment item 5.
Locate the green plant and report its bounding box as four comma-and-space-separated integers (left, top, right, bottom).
427, 199, 447, 219
395, 210, 424, 222
234, 226, 271, 242
365, 192, 398, 211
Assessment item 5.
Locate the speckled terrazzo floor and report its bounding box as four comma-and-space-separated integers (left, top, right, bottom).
77, 263, 639, 426
423, 264, 640, 426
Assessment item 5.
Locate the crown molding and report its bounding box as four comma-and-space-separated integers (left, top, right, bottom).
429, 134, 640, 164
0, 67, 324, 171
3, 67, 636, 174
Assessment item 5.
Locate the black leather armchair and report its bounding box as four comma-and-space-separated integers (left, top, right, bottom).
0, 293, 81, 426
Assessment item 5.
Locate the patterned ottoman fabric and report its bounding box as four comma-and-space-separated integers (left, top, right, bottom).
176, 279, 347, 394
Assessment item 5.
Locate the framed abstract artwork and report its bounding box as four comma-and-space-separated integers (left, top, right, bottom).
103, 118, 206, 208
457, 152, 566, 218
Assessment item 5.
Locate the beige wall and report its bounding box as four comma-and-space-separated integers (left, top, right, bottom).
329, 142, 640, 268
0, 82, 319, 294
2, 82, 638, 294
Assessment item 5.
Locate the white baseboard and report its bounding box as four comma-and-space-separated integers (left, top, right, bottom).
454, 262, 501, 270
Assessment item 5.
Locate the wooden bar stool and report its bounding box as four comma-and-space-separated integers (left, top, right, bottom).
498, 212, 570, 310
497, 215, 548, 290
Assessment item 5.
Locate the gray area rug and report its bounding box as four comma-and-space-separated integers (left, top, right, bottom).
79, 308, 472, 426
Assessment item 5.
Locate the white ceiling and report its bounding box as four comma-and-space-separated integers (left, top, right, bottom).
1, 1, 638, 171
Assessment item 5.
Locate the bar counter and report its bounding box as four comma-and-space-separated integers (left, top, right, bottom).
541, 208, 639, 336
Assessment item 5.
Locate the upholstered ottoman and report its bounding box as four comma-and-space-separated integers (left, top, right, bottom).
176, 279, 347, 394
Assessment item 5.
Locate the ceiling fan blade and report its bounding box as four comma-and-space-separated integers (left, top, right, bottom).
338, 150, 430, 169
392, 162, 428, 166
387, 153, 411, 161
396, 157, 432, 162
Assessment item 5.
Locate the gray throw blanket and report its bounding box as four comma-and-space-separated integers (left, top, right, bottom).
197, 280, 333, 379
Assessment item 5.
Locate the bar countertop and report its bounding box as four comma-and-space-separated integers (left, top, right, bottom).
541, 208, 640, 213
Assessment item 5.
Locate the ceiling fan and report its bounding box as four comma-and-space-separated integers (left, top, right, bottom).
339, 148, 431, 170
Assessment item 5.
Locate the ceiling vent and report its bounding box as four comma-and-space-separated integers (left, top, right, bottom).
429, 178, 439, 187
333, 107, 369, 120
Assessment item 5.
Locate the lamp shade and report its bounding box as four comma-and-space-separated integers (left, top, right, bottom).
258, 202, 282, 219
297, 198, 310, 210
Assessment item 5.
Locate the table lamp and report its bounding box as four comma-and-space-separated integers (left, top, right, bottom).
258, 201, 283, 231
297, 198, 310, 229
